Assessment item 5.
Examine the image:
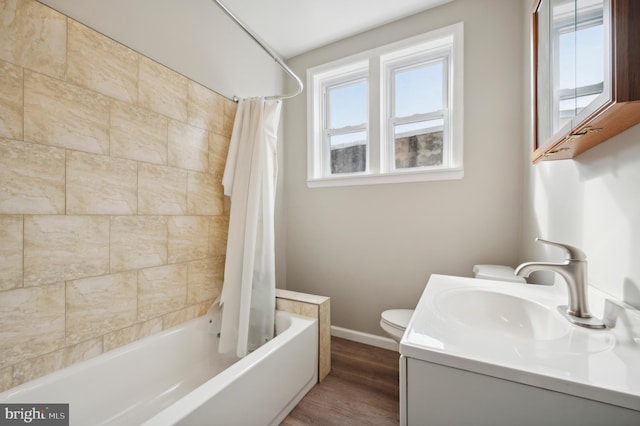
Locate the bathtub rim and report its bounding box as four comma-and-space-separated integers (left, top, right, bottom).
142, 310, 318, 425
0, 309, 314, 402
0, 311, 213, 402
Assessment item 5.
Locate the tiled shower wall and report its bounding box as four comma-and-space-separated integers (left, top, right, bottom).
0, 0, 236, 392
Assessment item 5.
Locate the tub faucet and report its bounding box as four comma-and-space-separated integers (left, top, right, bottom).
515, 238, 605, 329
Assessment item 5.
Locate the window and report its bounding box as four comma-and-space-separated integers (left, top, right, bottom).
325, 75, 368, 175
307, 23, 463, 187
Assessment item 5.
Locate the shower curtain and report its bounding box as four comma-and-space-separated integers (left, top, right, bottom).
218, 97, 282, 358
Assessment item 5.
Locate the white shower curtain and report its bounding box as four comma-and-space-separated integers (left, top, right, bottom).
218, 97, 282, 358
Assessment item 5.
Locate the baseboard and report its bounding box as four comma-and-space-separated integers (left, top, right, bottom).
331, 326, 399, 352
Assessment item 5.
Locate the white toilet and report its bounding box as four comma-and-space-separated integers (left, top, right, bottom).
380, 309, 415, 342
380, 264, 525, 342
472, 264, 526, 283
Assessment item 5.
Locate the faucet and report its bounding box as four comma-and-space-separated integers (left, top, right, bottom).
515, 238, 605, 329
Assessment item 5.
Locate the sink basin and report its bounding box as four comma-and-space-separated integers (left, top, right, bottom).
400, 275, 640, 414
436, 288, 570, 340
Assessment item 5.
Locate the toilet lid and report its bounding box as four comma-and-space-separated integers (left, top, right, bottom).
381, 309, 414, 329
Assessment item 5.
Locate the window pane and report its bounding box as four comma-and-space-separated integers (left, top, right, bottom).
394, 120, 443, 169
330, 131, 367, 174
395, 62, 444, 117
328, 80, 367, 129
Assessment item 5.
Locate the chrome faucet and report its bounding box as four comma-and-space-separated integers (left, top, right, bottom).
515, 238, 605, 329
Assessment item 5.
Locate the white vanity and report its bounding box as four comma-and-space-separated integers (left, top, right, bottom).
400, 274, 640, 425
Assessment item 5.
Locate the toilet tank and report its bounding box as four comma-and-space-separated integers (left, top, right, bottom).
473, 264, 525, 283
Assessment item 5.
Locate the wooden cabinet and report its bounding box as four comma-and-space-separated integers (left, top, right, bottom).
532, 0, 640, 162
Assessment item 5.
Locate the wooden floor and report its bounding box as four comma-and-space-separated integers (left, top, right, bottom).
281, 337, 400, 425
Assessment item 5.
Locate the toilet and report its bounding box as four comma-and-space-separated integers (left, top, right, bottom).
472, 264, 526, 283
380, 264, 525, 342
380, 309, 415, 342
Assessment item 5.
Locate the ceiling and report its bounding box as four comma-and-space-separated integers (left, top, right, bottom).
220, 0, 454, 59
37, 0, 453, 99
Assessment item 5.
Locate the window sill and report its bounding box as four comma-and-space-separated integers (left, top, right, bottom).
307, 167, 464, 188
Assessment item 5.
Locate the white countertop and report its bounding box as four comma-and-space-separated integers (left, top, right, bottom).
400, 274, 640, 412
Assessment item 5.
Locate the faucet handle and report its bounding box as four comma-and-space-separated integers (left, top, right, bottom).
535, 238, 587, 261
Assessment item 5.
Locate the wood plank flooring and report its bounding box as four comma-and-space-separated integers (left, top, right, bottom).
281, 337, 400, 425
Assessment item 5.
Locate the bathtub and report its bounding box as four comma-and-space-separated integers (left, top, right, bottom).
0, 307, 318, 426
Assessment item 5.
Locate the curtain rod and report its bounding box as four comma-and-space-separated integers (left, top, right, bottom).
211, 0, 304, 101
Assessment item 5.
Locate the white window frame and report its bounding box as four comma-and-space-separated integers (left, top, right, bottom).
384, 53, 450, 173
323, 72, 369, 176
307, 22, 464, 188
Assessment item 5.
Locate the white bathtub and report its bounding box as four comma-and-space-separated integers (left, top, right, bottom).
0, 307, 318, 426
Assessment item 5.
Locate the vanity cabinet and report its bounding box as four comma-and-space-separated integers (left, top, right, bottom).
532, 0, 640, 162
400, 356, 640, 425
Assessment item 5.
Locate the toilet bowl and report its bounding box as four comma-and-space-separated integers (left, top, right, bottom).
380, 264, 524, 342
380, 309, 414, 343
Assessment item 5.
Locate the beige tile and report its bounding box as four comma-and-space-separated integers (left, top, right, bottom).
162, 308, 188, 331
223, 97, 238, 138
168, 216, 209, 263
0, 367, 12, 393
110, 216, 168, 272
0, 138, 65, 214
187, 257, 223, 305
67, 19, 138, 103
187, 80, 225, 133
0, 283, 65, 370
0, 0, 66, 79
275, 289, 331, 306
0, 215, 23, 291
275, 299, 318, 318
223, 195, 231, 216
24, 70, 110, 155
187, 171, 224, 215
103, 318, 162, 352
12, 338, 103, 387
208, 216, 229, 256
318, 298, 331, 382
0, 60, 23, 139
168, 120, 209, 172
61, 338, 103, 367
139, 57, 188, 121
162, 302, 210, 330
66, 272, 138, 344
12, 350, 62, 387
110, 100, 168, 165
194, 300, 212, 316
209, 133, 230, 177
24, 216, 109, 286
67, 150, 138, 215
138, 163, 187, 215
274, 290, 331, 382
138, 264, 187, 321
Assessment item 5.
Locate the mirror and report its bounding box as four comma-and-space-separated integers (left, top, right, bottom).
534, 0, 608, 150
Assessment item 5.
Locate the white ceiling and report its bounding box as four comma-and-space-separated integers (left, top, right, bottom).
220, 0, 454, 58
37, 0, 453, 99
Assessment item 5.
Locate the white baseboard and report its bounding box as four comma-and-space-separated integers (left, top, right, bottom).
331, 326, 399, 352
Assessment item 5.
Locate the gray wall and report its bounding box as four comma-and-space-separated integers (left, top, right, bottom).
520, 0, 640, 308
281, 0, 526, 335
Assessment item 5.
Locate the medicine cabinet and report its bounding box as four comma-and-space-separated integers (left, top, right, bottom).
532, 0, 640, 162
